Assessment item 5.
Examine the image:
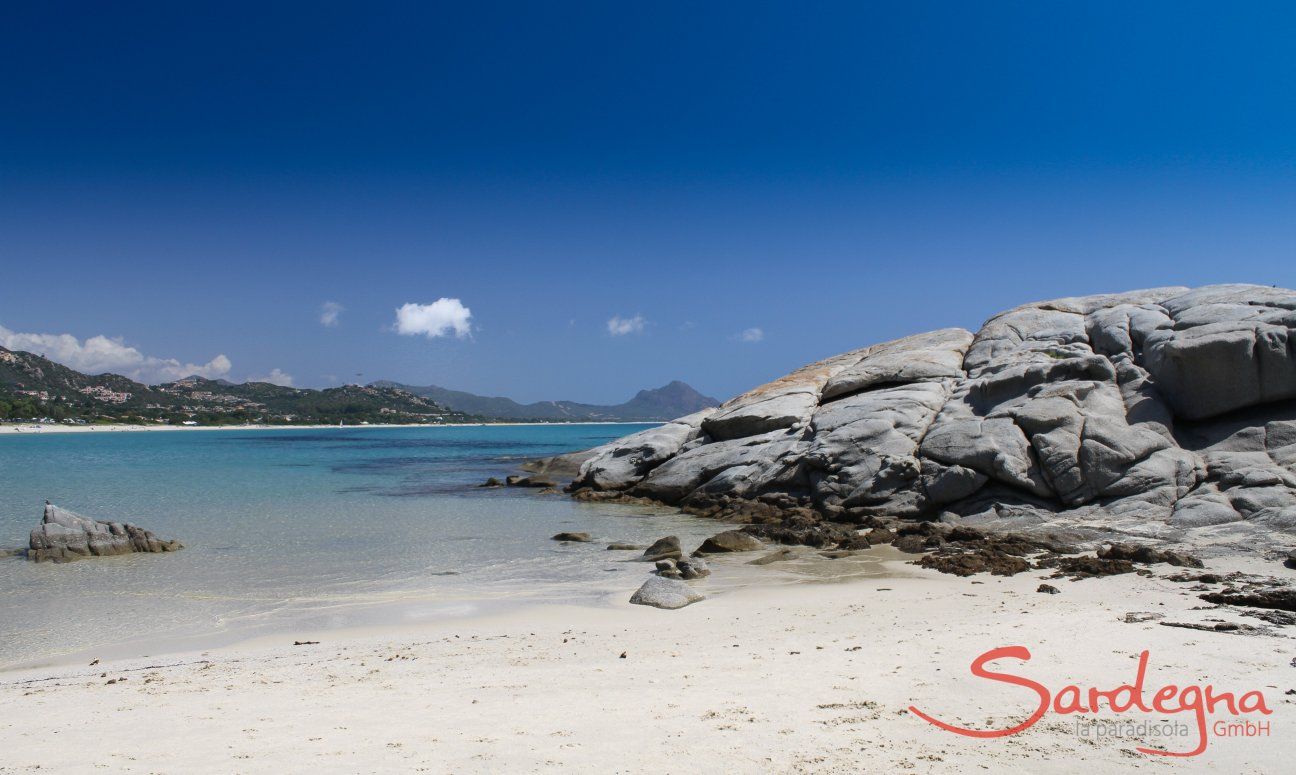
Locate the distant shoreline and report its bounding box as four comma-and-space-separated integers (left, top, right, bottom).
0, 420, 661, 435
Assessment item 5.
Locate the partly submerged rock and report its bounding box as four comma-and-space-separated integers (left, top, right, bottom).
606, 542, 646, 551
551, 532, 592, 543
628, 575, 705, 609
506, 475, 557, 488
28, 504, 182, 563
640, 536, 683, 562
521, 448, 598, 479
654, 558, 681, 578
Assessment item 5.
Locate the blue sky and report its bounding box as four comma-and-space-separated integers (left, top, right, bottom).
2, 2, 1294, 402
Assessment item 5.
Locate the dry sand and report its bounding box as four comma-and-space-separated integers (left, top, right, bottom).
1, 554, 1291, 773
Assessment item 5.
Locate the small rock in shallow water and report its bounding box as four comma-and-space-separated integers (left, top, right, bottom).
819, 549, 854, 559
677, 555, 710, 580
749, 548, 796, 565
629, 576, 705, 610
606, 542, 645, 551
551, 532, 592, 543
654, 558, 682, 579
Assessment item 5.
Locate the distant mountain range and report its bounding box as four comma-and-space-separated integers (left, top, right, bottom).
371, 380, 720, 421
0, 344, 718, 425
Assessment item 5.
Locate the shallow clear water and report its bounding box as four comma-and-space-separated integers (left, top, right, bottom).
0, 424, 732, 668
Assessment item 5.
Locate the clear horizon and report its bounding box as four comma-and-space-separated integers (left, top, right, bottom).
3, 3, 1295, 403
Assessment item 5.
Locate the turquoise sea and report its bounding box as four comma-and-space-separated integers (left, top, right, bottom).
0, 424, 731, 669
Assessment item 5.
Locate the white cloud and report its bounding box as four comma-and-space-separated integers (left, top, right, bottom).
394, 298, 473, 339
247, 368, 295, 387
739, 327, 764, 343
319, 301, 343, 327
0, 324, 232, 384
606, 314, 646, 336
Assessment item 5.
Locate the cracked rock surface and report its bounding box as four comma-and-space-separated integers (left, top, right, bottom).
571, 285, 1296, 553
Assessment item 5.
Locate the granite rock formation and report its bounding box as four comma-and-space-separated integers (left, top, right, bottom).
571, 285, 1296, 552
28, 504, 183, 562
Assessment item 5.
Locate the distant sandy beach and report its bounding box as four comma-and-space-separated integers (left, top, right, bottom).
0, 421, 659, 435
1, 553, 1288, 773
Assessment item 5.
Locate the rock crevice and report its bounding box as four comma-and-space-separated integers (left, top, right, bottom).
570, 285, 1296, 550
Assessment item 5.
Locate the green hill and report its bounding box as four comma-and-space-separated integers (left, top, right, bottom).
0, 346, 476, 426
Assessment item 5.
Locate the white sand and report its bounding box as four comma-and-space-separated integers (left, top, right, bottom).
1, 556, 1290, 773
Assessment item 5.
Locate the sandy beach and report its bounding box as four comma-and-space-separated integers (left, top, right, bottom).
2, 554, 1289, 773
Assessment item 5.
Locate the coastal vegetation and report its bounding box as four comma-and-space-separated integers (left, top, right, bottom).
0, 346, 479, 426
1, 346, 715, 426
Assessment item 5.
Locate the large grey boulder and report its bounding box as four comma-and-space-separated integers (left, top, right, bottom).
570, 285, 1296, 551
28, 504, 182, 562
628, 575, 705, 609
520, 448, 598, 478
